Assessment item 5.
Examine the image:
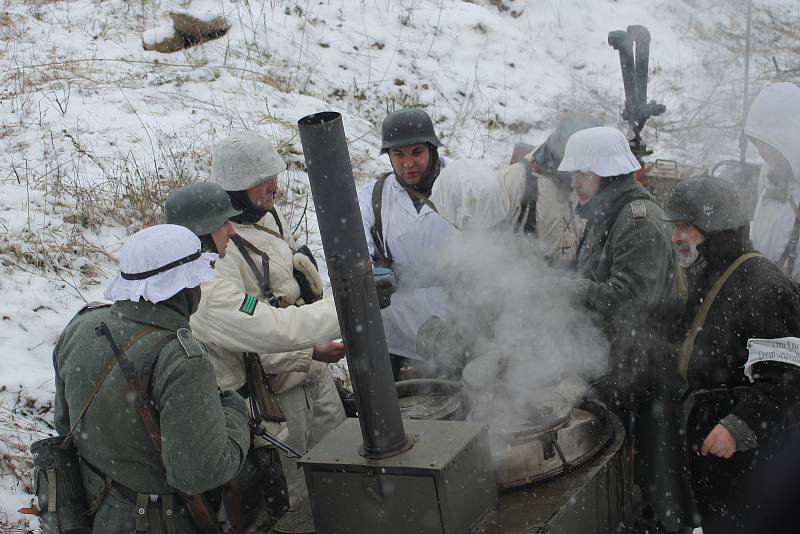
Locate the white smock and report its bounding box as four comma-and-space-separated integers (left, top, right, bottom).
744, 82, 800, 282
358, 173, 457, 360
430, 158, 510, 230
104, 224, 217, 303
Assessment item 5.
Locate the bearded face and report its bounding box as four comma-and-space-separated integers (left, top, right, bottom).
672, 222, 704, 268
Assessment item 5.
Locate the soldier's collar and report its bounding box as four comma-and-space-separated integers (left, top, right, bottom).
111, 299, 191, 333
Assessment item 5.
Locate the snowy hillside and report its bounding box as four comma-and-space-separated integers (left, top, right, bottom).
1, 0, 798, 530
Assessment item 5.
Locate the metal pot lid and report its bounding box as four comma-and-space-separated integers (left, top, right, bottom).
466, 385, 572, 438
396, 379, 465, 421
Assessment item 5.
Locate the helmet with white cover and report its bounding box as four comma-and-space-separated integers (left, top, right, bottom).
211, 132, 287, 191
558, 127, 641, 177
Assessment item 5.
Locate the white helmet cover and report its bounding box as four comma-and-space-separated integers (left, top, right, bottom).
104, 224, 217, 303
558, 127, 641, 177
744, 82, 800, 181
211, 132, 288, 191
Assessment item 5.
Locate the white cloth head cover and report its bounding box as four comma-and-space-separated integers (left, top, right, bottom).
211, 132, 287, 191
430, 158, 510, 230
744, 82, 800, 181
104, 224, 218, 304
558, 126, 641, 177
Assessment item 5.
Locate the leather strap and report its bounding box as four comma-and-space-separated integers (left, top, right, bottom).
96, 323, 224, 534
66, 326, 162, 441
231, 234, 279, 308
677, 252, 762, 380
514, 158, 539, 236
370, 176, 393, 267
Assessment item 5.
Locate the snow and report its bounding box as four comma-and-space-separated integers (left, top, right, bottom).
0, 0, 796, 530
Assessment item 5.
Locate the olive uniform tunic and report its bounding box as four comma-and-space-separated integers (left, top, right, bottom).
53, 291, 250, 533
574, 176, 678, 402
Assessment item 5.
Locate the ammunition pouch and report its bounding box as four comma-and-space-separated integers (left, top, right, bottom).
244, 353, 286, 423
31, 435, 92, 534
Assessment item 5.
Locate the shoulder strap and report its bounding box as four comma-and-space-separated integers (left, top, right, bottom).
404, 187, 438, 213
252, 209, 285, 240
95, 323, 224, 534
268, 208, 283, 237
66, 325, 165, 439
677, 252, 762, 380
231, 234, 279, 307
515, 158, 539, 235
96, 322, 175, 453
592, 193, 652, 258
370, 176, 393, 266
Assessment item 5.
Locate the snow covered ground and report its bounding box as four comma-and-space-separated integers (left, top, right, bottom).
0, 0, 796, 530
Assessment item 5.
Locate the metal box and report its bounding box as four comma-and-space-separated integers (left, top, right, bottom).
300, 418, 497, 534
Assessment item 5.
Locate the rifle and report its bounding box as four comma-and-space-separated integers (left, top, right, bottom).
248, 419, 304, 459
608, 25, 666, 158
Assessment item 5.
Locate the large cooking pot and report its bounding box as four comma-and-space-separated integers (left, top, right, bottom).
395, 379, 468, 421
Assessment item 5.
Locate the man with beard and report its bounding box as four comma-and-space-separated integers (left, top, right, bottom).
744, 82, 800, 282
657, 176, 800, 534
357, 108, 457, 379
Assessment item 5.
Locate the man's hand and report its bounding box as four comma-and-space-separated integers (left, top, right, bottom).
701, 423, 737, 459
312, 341, 346, 363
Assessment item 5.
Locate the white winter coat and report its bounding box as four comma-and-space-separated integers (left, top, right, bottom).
357, 174, 457, 360
745, 82, 800, 282
430, 159, 511, 231
190, 210, 341, 393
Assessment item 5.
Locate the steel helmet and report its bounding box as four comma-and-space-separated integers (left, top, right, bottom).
164, 182, 241, 237
211, 133, 287, 191
661, 176, 747, 234
380, 108, 443, 154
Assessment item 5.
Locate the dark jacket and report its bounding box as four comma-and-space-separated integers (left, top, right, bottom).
677, 229, 800, 533
53, 291, 250, 533
574, 176, 678, 400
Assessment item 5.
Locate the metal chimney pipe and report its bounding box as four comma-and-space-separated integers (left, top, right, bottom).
297, 111, 408, 458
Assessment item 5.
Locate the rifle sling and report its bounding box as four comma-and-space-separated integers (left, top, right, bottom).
65, 325, 163, 443
96, 323, 225, 534
677, 253, 762, 381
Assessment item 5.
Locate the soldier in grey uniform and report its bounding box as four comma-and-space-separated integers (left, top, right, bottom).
558, 126, 678, 532
52, 223, 250, 533
558, 126, 677, 407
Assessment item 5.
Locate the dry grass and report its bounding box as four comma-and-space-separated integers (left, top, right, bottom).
0, 386, 50, 533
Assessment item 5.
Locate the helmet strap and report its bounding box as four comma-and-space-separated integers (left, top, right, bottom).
199, 234, 218, 255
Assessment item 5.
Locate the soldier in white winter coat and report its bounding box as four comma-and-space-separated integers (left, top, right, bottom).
745, 82, 800, 282
189, 133, 346, 506
357, 108, 457, 377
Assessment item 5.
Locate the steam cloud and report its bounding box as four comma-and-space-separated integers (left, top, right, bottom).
433, 230, 610, 428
